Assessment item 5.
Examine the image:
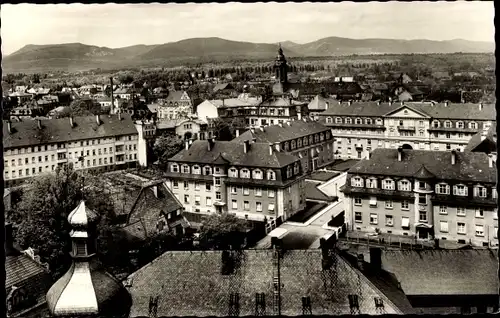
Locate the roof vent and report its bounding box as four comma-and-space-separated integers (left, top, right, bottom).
376, 101, 380, 106
479, 103, 483, 110
69, 117, 75, 128
451, 149, 457, 165
444, 101, 449, 107
96, 114, 101, 125
7, 121, 12, 134
397, 147, 403, 161
243, 140, 250, 153
260, 127, 264, 132
269, 143, 273, 155
37, 119, 42, 130
274, 142, 281, 152
208, 138, 215, 151
488, 154, 494, 168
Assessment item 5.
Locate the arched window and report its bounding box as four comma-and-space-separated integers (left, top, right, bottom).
326, 117, 332, 124
192, 165, 201, 174
229, 167, 238, 178
252, 169, 263, 180
366, 178, 377, 189
182, 164, 190, 174
474, 185, 487, 198
303, 137, 308, 146
398, 179, 411, 191
284, 142, 290, 151
366, 118, 372, 125
297, 138, 302, 148
382, 178, 395, 190
320, 133, 325, 141
335, 117, 342, 124
204, 166, 212, 175
436, 183, 450, 194
376, 118, 383, 125
240, 168, 250, 178
432, 120, 440, 128
346, 118, 352, 124
287, 166, 293, 178
453, 184, 468, 196
309, 135, 314, 144
355, 118, 362, 125
293, 162, 300, 174
456, 121, 464, 129
325, 131, 331, 139
444, 120, 452, 128
469, 122, 478, 130
291, 140, 296, 150
351, 176, 364, 187
267, 170, 276, 180
170, 163, 179, 173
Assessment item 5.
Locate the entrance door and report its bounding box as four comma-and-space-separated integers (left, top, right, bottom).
357, 151, 362, 159
312, 158, 318, 171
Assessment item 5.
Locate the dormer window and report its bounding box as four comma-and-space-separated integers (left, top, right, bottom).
436, 183, 450, 194
326, 117, 333, 124
474, 185, 487, 198
204, 166, 212, 175
293, 162, 300, 175
382, 179, 395, 190
182, 164, 190, 174
355, 118, 362, 125
351, 176, 364, 187
267, 170, 276, 180
253, 169, 263, 180
469, 122, 478, 130
297, 138, 302, 148
346, 118, 352, 124
303, 137, 308, 146
291, 140, 296, 150
453, 184, 468, 196
366, 118, 372, 125
432, 120, 440, 128
192, 165, 201, 174
309, 135, 314, 144
456, 121, 464, 129
287, 166, 293, 178
335, 117, 342, 124
325, 131, 331, 139
376, 118, 383, 125
229, 168, 238, 178
398, 180, 411, 191
284, 142, 290, 151
240, 168, 250, 178
320, 133, 325, 141
366, 178, 377, 189
171, 163, 179, 173
444, 121, 452, 128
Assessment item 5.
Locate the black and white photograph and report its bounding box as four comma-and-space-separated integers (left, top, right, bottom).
1, 2, 497, 317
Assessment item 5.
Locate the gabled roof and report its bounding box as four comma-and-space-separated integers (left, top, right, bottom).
126, 249, 402, 317
349, 149, 496, 183
213, 83, 234, 92
414, 165, 435, 180
164, 90, 188, 101
465, 123, 497, 153
381, 249, 499, 296
232, 120, 330, 144
3, 114, 138, 149
304, 181, 336, 202
169, 140, 299, 168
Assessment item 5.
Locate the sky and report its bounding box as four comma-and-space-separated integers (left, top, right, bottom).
1, 2, 495, 55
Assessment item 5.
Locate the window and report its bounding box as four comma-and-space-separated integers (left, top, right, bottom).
385, 201, 393, 209
418, 194, 427, 205
192, 165, 201, 174
475, 186, 487, 198
355, 118, 362, 125
206, 197, 212, 206
354, 197, 362, 206
432, 120, 440, 128
231, 186, 237, 194
444, 121, 452, 128
457, 222, 466, 234
370, 213, 378, 225
256, 202, 263, 212
232, 200, 237, 209
244, 201, 250, 210
401, 217, 410, 229
171, 164, 179, 173
355, 212, 362, 223
457, 207, 466, 216
454, 184, 468, 196
369, 196, 377, 207
240, 168, 250, 178
195, 195, 201, 205
255, 188, 262, 197
243, 187, 250, 195
475, 208, 484, 218
215, 177, 221, 186
172, 181, 178, 189
469, 122, 477, 130
382, 179, 395, 190
351, 176, 364, 187
419, 211, 427, 222
268, 203, 275, 212
440, 221, 449, 233
216, 192, 221, 200
229, 168, 238, 178
267, 170, 276, 180
184, 181, 189, 189
346, 118, 352, 124
493, 188, 497, 199
457, 121, 464, 129
184, 195, 189, 204
335, 117, 342, 124
366, 118, 372, 125
204, 166, 212, 175
398, 180, 411, 191
268, 190, 275, 198
195, 182, 200, 191
475, 224, 484, 237
366, 178, 377, 189
436, 183, 450, 194
206, 183, 211, 191
253, 169, 263, 179
386, 215, 394, 226
439, 205, 447, 214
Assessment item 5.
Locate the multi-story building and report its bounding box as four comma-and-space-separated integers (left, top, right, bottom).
3, 114, 148, 187
156, 117, 208, 140
341, 148, 497, 248
157, 91, 193, 120
232, 118, 335, 174
317, 100, 495, 160
164, 139, 306, 224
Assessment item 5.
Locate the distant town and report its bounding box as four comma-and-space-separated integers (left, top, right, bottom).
2, 7, 498, 317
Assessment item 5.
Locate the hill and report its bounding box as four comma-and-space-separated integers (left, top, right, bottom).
3, 37, 494, 73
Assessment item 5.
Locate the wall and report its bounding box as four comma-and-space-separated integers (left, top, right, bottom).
196, 100, 218, 123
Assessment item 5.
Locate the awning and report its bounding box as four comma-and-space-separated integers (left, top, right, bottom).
401, 217, 410, 227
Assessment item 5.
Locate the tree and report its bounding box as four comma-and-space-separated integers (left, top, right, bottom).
153, 132, 184, 165
199, 213, 248, 250
62, 98, 103, 117
7, 164, 117, 279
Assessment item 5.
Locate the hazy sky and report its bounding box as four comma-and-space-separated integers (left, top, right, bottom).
1, 2, 495, 55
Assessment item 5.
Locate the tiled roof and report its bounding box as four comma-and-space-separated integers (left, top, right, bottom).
213, 83, 234, 92
208, 98, 261, 108
232, 120, 330, 144
307, 170, 341, 182
305, 181, 335, 202
349, 149, 496, 183
156, 118, 206, 130
164, 91, 187, 101
3, 114, 138, 149
465, 123, 497, 153
169, 140, 300, 169
325, 159, 361, 172
126, 249, 401, 317
381, 249, 499, 296
320, 101, 495, 120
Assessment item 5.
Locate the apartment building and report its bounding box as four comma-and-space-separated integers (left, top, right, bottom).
3, 114, 147, 187
232, 118, 335, 174
157, 91, 193, 120
316, 100, 495, 159
164, 139, 306, 224
341, 148, 497, 248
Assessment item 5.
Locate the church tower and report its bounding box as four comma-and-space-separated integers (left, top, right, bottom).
274, 43, 288, 84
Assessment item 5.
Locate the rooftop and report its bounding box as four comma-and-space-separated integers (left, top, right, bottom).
349, 149, 496, 183
307, 170, 341, 182
304, 181, 336, 202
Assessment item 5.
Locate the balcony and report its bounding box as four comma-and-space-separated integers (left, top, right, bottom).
114, 140, 125, 146
397, 125, 416, 131
56, 148, 66, 153
354, 144, 363, 149
115, 147, 125, 154
418, 204, 427, 211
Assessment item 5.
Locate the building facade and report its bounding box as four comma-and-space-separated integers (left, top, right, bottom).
157, 91, 193, 120
341, 148, 497, 248
317, 100, 495, 160
3, 114, 146, 187
232, 119, 335, 174
164, 139, 306, 224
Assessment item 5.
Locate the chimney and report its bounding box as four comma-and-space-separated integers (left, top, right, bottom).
297, 112, 302, 120
252, 137, 257, 144
222, 99, 225, 107
451, 149, 457, 165
278, 122, 283, 128
151, 185, 158, 198
250, 126, 255, 134
189, 139, 193, 145
481, 131, 487, 141
367, 151, 371, 159
208, 138, 215, 151
110, 77, 114, 113
479, 103, 483, 110
37, 119, 42, 129
338, 100, 342, 105
69, 116, 74, 128
356, 253, 365, 271
488, 154, 493, 168
369, 248, 382, 271
325, 102, 329, 109
260, 127, 265, 132
243, 140, 250, 153
118, 112, 122, 120
377, 101, 380, 106
397, 147, 403, 161
235, 129, 240, 138
7, 121, 12, 134
348, 101, 352, 106
96, 114, 100, 125
274, 142, 281, 152
269, 143, 273, 155
400, 101, 404, 106
389, 101, 392, 106
444, 101, 449, 107
185, 140, 190, 150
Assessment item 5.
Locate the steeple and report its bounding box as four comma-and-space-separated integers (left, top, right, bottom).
46, 200, 131, 317
274, 43, 288, 84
